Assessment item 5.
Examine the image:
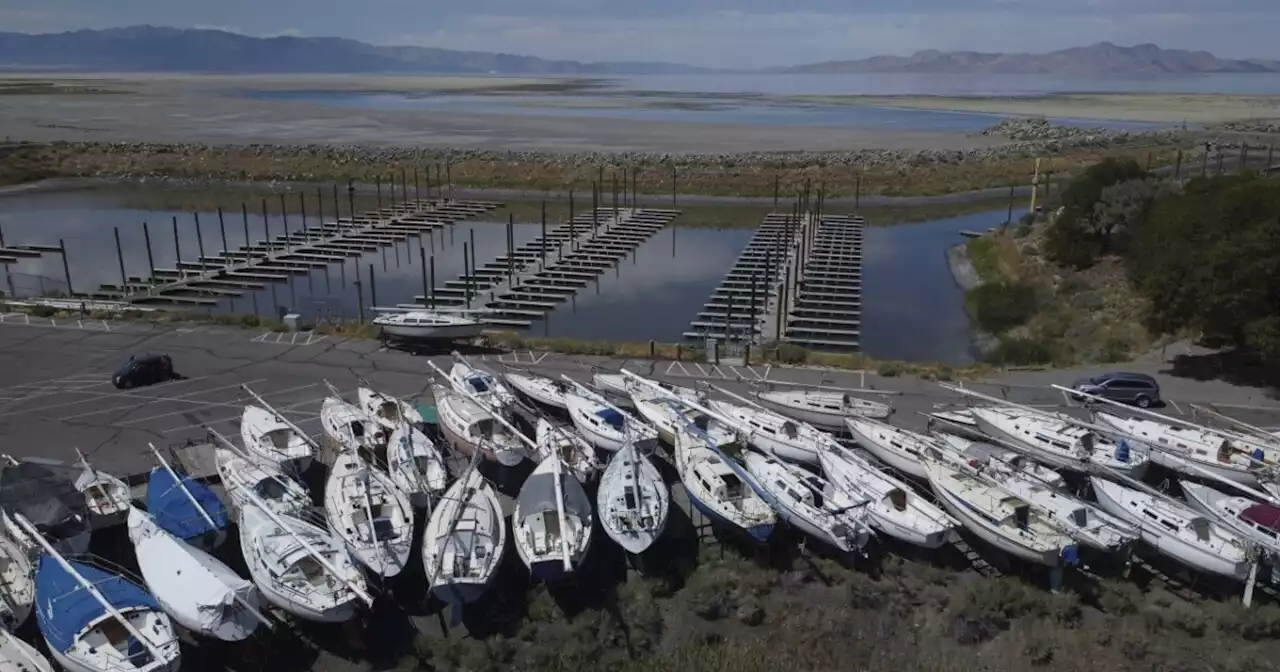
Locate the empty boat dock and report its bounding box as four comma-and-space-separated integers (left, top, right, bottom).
682, 212, 805, 341
770, 214, 864, 349
86, 199, 502, 307
405, 207, 681, 327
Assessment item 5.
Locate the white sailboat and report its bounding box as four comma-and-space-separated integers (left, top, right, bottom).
925, 443, 1136, 554
534, 419, 599, 484
672, 423, 775, 542
239, 504, 369, 623
0, 628, 52, 672
744, 452, 872, 553
320, 397, 386, 454
240, 405, 315, 472
1180, 481, 1280, 555
0, 535, 33, 629
512, 455, 594, 581
845, 417, 935, 479
970, 407, 1149, 477
430, 383, 528, 467
20, 513, 180, 672
564, 390, 658, 453
323, 450, 414, 577
925, 459, 1077, 566
633, 394, 734, 447
72, 450, 131, 519
212, 444, 312, 518
504, 371, 571, 410
593, 372, 698, 404
421, 461, 506, 605
126, 508, 265, 642
818, 443, 959, 549
754, 388, 892, 430
931, 432, 1065, 490
447, 356, 518, 409
925, 407, 986, 440
1090, 477, 1251, 580
372, 310, 484, 341
358, 387, 424, 431
387, 425, 448, 508
596, 436, 669, 554
1094, 412, 1273, 486
705, 398, 822, 466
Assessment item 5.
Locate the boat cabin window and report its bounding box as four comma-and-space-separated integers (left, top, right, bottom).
782, 422, 798, 438
475, 418, 495, 438
1071, 509, 1089, 527
1219, 441, 1234, 462
624, 486, 637, 510
349, 421, 365, 438
1013, 504, 1030, 530
467, 376, 490, 394
1081, 433, 1095, 452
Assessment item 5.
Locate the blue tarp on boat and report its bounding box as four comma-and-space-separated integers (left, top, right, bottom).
145, 467, 227, 541
35, 555, 161, 654
595, 407, 625, 430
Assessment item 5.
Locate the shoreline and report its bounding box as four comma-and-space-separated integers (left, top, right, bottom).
946, 242, 999, 360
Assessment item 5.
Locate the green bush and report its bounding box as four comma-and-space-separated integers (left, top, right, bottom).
965, 281, 1038, 333
986, 336, 1053, 366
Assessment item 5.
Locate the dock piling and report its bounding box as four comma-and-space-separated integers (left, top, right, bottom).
428, 254, 436, 308
507, 214, 515, 286
401, 167, 408, 204
59, 239, 72, 296
419, 246, 428, 306
368, 263, 378, 309
375, 176, 383, 223
462, 242, 471, 309
612, 172, 619, 221
260, 200, 271, 254
540, 201, 548, 265
171, 216, 182, 279
217, 207, 229, 259
241, 203, 251, 254
414, 167, 421, 201
347, 180, 356, 230
446, 159, 453, 201
143, 222, 155, 283
114, 227, 126, 288
299, 193, 308, 239
279, 194, 290, 253
469, 229, 477, 295
354, 277, 364, 323
194, 213, 207, 275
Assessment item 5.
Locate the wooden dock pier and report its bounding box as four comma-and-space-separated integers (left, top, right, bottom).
772, 214, 864, 349
401, 207, 681, 327
84, 199, 503, 307
682, 211, 805, 342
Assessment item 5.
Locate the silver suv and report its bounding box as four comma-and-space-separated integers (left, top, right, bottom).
1070, 372, 1161, 408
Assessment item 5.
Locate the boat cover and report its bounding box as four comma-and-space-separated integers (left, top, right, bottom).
133, 512, 253, 636
0, 461, 89, 542
594, 408, 625, 431
146, 467, 227, 541
35, 555, 159, 654
1242, 504, 1280, 532
516, 471, 592, 520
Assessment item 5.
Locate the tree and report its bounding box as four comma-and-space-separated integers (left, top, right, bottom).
1045, 158, 1151, 268
1127, 174, 1280, 364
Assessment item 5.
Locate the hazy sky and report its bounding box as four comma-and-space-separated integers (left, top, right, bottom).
3, 0, 1279, 68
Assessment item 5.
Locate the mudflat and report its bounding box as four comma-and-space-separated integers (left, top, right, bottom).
806, 93, 1280, 124
0, 73, 1004, 153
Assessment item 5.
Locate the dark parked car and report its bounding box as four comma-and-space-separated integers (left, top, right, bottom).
112, 353, 175, 389
1070, 371, 1161, 408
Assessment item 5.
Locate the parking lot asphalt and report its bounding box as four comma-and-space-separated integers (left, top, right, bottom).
0, 318, 1277, 481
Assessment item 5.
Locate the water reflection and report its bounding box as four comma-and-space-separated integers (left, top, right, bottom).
0, 186, 990, 363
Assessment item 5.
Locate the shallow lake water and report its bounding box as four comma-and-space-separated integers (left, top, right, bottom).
0, 186, 992, 364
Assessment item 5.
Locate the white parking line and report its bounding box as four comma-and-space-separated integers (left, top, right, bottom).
0, 373, 111, 393
46, 378, 260, 422
1167, 398, 1184, 414
0, 380, 121, 404
114, 383, 319, 427
0, 376, 217, 420
160, 386, 424, 435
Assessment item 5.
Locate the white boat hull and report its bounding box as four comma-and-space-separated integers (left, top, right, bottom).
597, 445, 669, 555
0, 633, 52, 672
378, 322, 484, 341
971, 413, 1081, 471
846, 423, 928, 480
1092, 479, 1250, 580
818, 450, 954, 549
929, 481, 1063, 566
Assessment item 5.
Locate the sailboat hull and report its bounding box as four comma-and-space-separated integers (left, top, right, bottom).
846, 424, 928, 480
971, 414, 1080, 471
1091, 480, 1250, 580
930, 483, 1064, 566
684, 489, 773, 543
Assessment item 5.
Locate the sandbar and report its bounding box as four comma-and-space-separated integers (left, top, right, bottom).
800, 93, 1280, 124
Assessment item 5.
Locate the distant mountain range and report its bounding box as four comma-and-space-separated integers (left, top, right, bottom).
1, 28, 1279, 76
780, 42, 1280, 75
0, 26, 706, 75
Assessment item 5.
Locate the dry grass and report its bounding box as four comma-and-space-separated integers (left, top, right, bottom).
13, 142, 1191, 198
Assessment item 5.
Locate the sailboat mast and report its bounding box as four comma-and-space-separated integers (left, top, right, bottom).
12, 513, 166, 661
551, 454, 574, 573
433, 450, 483, 579
205, 426, 306, 500
148, 443, 218, 533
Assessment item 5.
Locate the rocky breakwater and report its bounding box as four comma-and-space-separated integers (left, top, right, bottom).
981, 117, 1183, 144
